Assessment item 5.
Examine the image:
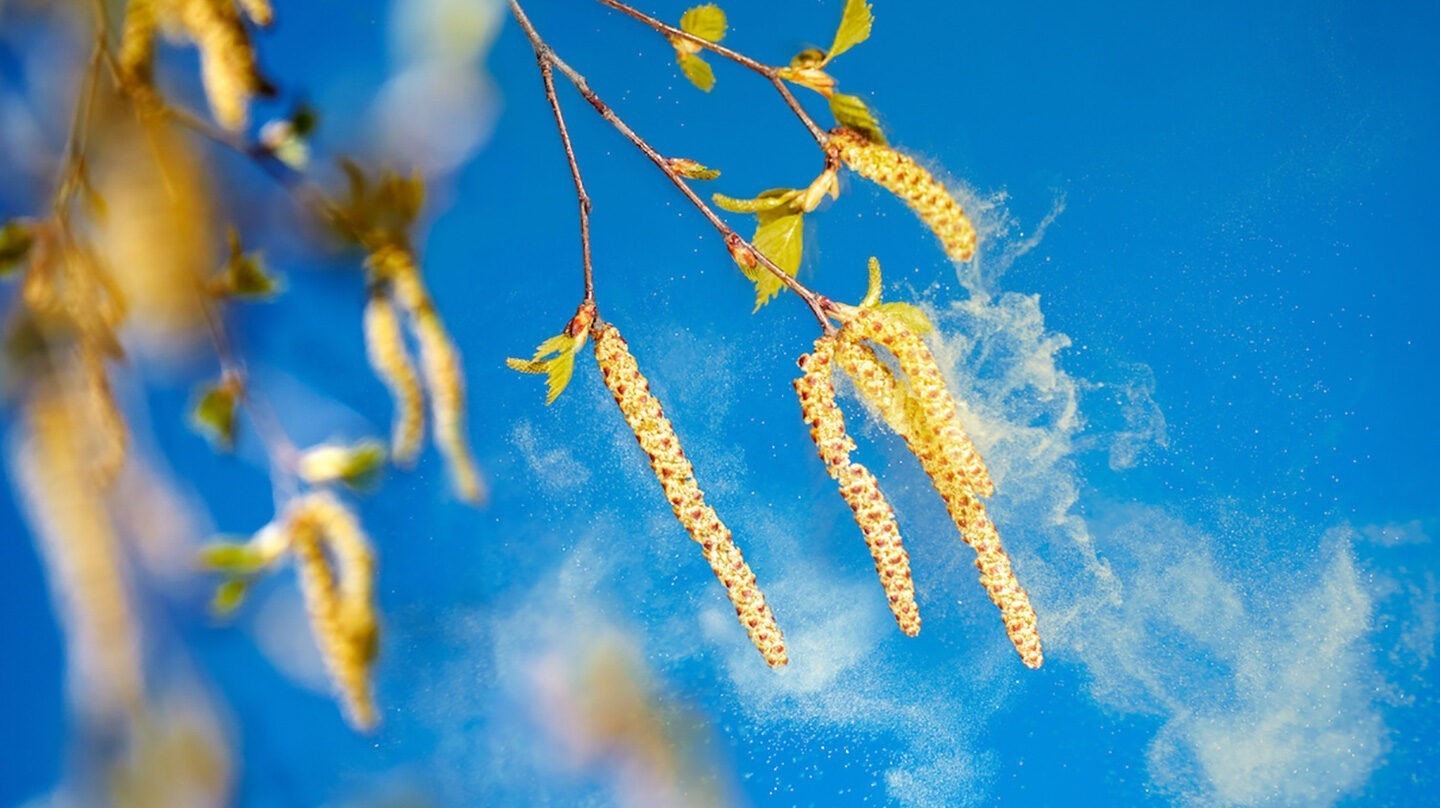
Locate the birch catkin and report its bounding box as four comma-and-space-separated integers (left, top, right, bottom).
830, 128, 978, 263
592, 322, 788, 668
795, 337, 920, 636
287, 494, 379, 729
367, 245, 484, 503
16, 381, 143, 722
847, 307, 993, 497
363, 288, 425, 466
836, 312, 1043, 668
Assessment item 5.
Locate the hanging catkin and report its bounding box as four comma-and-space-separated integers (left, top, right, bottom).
287, 493, 379, 729
834, 311, 1043, 668
830, 127, 978, 263
592, 322, 788, 668
795, 336, 920, 636
363, 287, 425, 466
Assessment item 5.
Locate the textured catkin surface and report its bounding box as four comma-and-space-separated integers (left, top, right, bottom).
831, 128, 978, 263
838, 313, 1043, 668
363, 289, 425, 465
592, 322, 788, 668
288, 494, 379, 729
796, 337, 921, 636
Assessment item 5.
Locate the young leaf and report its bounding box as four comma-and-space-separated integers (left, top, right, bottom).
749, 211, 804, 309
0, 221, 34, 277
712, 188, 799, 214
190, 379, 240, 450
677, 51, 716, 92
830, 93, 886, 144
668, 158, 721, 180
215, 229, 282, 299
507, 332, 581, 404
198, 540, 269, 574
679, 4, 727, 42
826, 0, 873, 62
875, 301, 934, 335
210, 578, 251, 616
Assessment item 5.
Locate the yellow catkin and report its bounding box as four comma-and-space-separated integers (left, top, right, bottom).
16, 380, 144, 722
795, 337, 920, 636
847, 307, 993, 497
177, 0, 267, 131
592, 322, 788, 668
80, 346, 130, 488
830, 128, 978, 263
363, 288, 425, 466
287, 493, 379, 729
951, 493, 1043, 669
368, 245, 485, 503
235, 0, 273, 26
836, 315, 1043, 668
118, 0, 160, 91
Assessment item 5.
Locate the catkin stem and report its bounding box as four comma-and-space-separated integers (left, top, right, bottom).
795, 337, 920, 636
593, 322, 788, 668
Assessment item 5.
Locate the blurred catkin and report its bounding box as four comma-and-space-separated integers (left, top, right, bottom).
795, 336, 920, 636
287, 493, 379, 729
363, 287, 425, 466
366, 245, 484, 502
593, 322, 788, 668
831, 127, 978, 263
15, 378, 144, 722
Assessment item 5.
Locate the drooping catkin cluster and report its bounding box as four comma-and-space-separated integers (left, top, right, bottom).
281, 493, 379, 729
364, 244, 484, 502
14, 377, 144, 723
830, 127, 978, 263
592, 322, 788, 668
794, 336, 920, 636
118, 0, 273, 131
835, 306, 1042, 668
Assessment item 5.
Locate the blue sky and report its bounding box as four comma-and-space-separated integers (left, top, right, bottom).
2, 0, 1437, 805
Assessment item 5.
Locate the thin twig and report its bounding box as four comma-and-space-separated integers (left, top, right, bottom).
510, 0, 835, 332
537, 59, 595, 302
591, 0, 828, 144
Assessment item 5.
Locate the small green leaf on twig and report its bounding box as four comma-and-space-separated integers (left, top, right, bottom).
668, 158, 721, 180
210, 578, 251, 616
712, 188, 800, 214
830, 93, 885, 144
508, 334, 581, 404
680, 4, 727, 42
749, 210, 805, 310
297, 439, 388, 491
677, 51, 716, 92
198, 539, 270, 574
213, 228, 282, 299
190, 376, 241, 450
826, 0, 873, 62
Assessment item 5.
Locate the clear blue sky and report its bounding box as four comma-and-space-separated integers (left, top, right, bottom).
2, 0, 1436, 805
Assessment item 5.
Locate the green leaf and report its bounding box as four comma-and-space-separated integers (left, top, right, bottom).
830, 93, 885, 144
677, 51, 715, 92
669, 158, 721, 180
190, 380, 239, 450
507, 332, 581, 404
0, 221, 34, 277
198, 540, 269, 574
876, 301, 933, 336
712, 189, 799, 214
210, 578, 251, 616
216, 229, 282, 299
679, 4, 727, 42
298, 439, 388, 490
749, 211, 804, 309
826, 0, 873, 62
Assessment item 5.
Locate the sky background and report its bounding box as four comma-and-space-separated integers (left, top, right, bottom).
2, 0, 1437, 805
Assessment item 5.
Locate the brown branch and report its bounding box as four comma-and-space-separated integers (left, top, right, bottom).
591, 0, 828, 145
536, 58, 595, 303
509, 0, 835, 333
